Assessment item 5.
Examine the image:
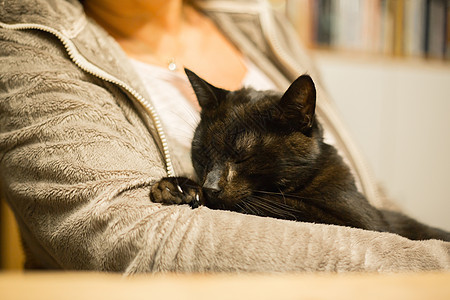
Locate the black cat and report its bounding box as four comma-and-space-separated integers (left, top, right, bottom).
150, 69, 450, 241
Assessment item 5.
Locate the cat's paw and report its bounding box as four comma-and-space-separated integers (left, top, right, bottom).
150, 177, 204, 208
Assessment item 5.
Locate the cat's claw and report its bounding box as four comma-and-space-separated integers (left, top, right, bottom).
150, 177, 204, 209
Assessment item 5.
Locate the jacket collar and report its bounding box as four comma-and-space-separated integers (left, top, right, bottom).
0, 0, 86, 37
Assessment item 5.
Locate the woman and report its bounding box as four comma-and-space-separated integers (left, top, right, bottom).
0, 0, 448, 273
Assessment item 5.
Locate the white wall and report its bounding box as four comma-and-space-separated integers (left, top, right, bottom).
313, 52, 450, 231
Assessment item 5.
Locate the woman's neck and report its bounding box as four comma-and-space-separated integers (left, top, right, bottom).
83, 0, 247, 90
84, 0, 187, 51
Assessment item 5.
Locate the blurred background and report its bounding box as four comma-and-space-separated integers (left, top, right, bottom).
270, 0, 450, 231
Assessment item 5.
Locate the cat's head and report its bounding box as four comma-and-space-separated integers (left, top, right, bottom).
185, 69, 323, 210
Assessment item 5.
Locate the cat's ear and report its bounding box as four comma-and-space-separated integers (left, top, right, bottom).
279, 74, 316, 132
185, 68, 228, 110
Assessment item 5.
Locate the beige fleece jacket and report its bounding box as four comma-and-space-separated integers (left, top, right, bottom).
0, 0, 448, 273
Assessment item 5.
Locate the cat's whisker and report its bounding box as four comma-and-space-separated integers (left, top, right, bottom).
249, 200, 281, 217
253, 190, 324, 203
240, 200, 261, 216
235, 203, 245, 213
277, 188, 287, 205
281, 194, 325, 202
253, 197, 303, 218
247, 196, 299, 220
255, 202, 298, 221
251, 195, 304, 216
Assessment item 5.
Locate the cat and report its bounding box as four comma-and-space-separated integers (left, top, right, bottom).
150, 69, 450, 241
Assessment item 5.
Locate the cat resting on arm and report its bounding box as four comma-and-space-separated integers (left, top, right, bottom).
151, 69, 450, 242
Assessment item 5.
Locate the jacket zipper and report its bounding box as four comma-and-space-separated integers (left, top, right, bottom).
0, 21, 175, 177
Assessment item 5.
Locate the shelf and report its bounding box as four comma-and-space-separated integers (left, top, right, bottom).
311, 48, 450, 71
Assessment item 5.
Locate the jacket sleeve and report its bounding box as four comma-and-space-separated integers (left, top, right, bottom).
1, 28, 449, 274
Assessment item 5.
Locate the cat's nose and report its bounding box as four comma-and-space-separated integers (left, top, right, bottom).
203, 165, 222, 191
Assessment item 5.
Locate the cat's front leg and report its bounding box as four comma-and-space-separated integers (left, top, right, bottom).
150, 177, 205, 208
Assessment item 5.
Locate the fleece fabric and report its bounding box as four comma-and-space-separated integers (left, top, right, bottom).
0, 0, 448, 273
